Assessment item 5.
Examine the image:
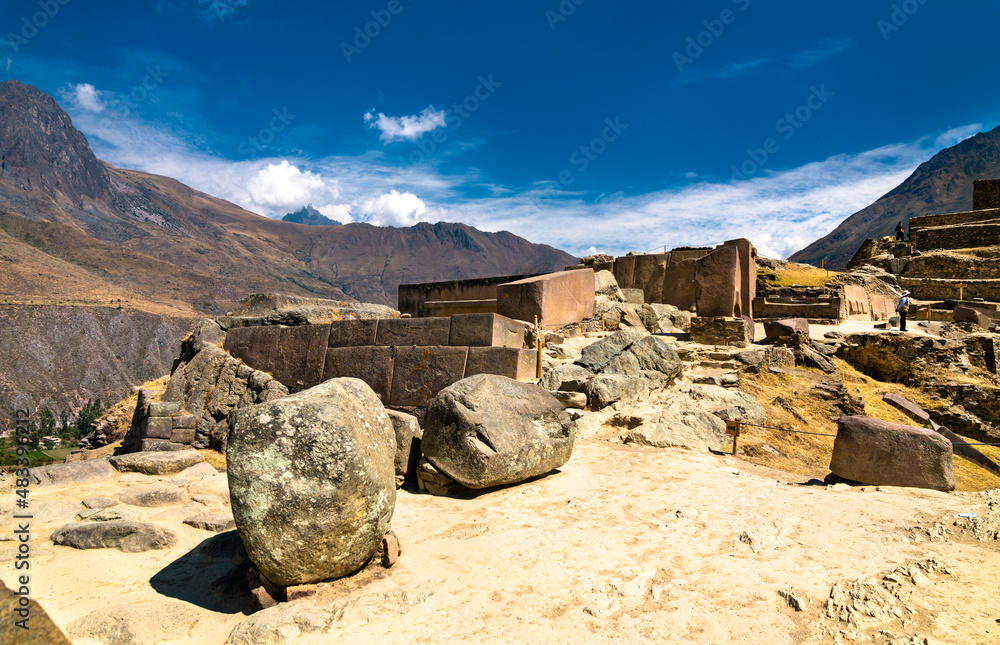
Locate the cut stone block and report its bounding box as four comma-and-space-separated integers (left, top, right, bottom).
375, 318, 451, 347
224, 324, 331, 391
496, 269, 595, 328
764, 318, 809, 339
448, 313, 526, 348
144, 417, 173, 440
722, 238, 757, 320
465, 347, 538, 381
389, 346, 469, 407
328, 319, 379, 348
170, 428, 196, 444
323, 346, 394, 402
662, 258, 698, 312
695, 246, 742, 318
148, 401, 182, 417
142, 439, 187, 452
830, 416, 955, 491
173, 415, 198, 429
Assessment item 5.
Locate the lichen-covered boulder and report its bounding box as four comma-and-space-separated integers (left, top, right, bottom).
422, 374, 575, 489
227, 378, 396, 587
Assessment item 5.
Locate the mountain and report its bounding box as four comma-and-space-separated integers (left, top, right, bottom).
790, 126, 1000, 269
282, 204, 341, 226
0, 80, 577, 427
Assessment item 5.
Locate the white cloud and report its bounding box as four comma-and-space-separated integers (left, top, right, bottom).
935, 124, 982, 148
68, 83, 105, 112
246, 161, 334, 212
360, 190, 430, 227
364, 106, 447, 143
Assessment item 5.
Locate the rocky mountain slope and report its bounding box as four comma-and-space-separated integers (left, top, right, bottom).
0, 80, 577, 427
790, 126, 1000, 269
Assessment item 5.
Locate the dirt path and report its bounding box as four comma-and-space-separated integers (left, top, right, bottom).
3, 439, 998, 644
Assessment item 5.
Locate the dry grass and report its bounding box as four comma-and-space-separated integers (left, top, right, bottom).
765, 263, 840, 288
198, 449, 227, 471
738, 360, 1000, 491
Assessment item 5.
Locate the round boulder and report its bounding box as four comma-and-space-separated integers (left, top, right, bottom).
422, 374, 576, 489
227, 378, 396, 587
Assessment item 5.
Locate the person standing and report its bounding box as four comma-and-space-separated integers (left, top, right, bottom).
896, 290, 910, 331
895, 221, 905, 241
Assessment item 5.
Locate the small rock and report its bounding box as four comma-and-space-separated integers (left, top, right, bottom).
779, 588, 806, 611
51, 521, 177, 552
120, 483, 189, 507
110, 450, 205, 476
83, 508, 138, 522
184, 511, 236, 533
81, 497, 118, 510
380, 530, 400, 568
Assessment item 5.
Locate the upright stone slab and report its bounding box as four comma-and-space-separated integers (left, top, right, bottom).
723, 238, 757, 320
694, 246, 742, 317
612, 255, 638, 290
389, 346, 469, 406
661, 257, 699, 312
228, 378, 396, 586
830, 416, 955, 491
496, 269, 595, 328
448, 313, 526, 348
224, 324, 330, 391
328, 319, 379, 348
323, 346, 394, 402
633, 254, 669, 303
375, 318, 451, 346
465, 347, 537, 381
423, 374, 575, 488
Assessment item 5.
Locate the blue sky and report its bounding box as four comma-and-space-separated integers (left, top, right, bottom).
3, 0, 1000, 259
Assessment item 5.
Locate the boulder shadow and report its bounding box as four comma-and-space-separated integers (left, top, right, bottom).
149, 530, 255, 615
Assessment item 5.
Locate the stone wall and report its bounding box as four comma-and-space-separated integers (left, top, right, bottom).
689, 316, 753, 348
973, 179, 1000, 211
896, 277, 1000, 301
912, 221, 1000, 252
909, 207, 1000, 233
397, 274, 542, 318
906, 254, 1000, 280
752, 297, 843, 321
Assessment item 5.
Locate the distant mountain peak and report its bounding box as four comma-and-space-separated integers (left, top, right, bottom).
281, 204, 342, 226
0, 79, 109, 203
790, 125, 1000, 268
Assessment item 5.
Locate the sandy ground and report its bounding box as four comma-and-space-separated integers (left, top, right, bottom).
2, 437, 998, 645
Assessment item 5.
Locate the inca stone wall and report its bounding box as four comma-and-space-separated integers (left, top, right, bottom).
912, 222, 1000, 253
973, 179, 1000, 211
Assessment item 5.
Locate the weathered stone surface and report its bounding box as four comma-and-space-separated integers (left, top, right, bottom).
148, 401, 182, 417
621, 288, 645, 304
465, 347, 537, 381
953, 305, 993, 329
423, 374, 575, 488
604, 335, 683, 380
84, 508, 138, 522
723, 238, 758, 320
110, 449, 205, 476
448, 313, 526, 348
624, 411, 729, 451
695, 246, 742, 317
386, 409, 423, 483
323, 346, 394, 402
184, 511, 237, 533
594, 300, 646, 331
552, 390, 588, 409
170, 427, 196, 444
81, 497, 118, 510
119, 483, 189, 507
882, 393, 931, 422
174, 414, 198, 429
662, 257, 699, 312
540, 363, 593, 392
585, 374, 648, 410
66, 601, 200, 645
497, 269, 596, 328
765, 318, 809, 339
830, 416, 955, 491
0, 579, 72, 645
188, 472, 231, 501
643, 303, 692, 333
800, 344, 837, 374
594, 270, 626, 302
228, 378, 396, 586
375, 317, 451, 346
328, 318, 379, 347
141, 439, 187, 452
577, 330, 648, 372
29, 459, 116, 487
689, 316, 752, 348
51, 521, 177, 552
224, 323, 331, 390
389, 346, 469, 407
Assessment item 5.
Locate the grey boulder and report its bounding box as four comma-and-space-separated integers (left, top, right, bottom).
110, 450, 205, 476
228, 378, 396, 586
422, 374, 575, 489
51, 521, 177, 552
28, 460, 116, 487
623, 411, 729, 451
